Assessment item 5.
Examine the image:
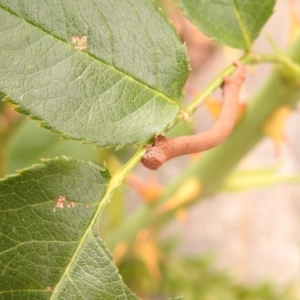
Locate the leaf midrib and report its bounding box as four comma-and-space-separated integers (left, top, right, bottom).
50, 175, 122, 298
50, 150, 144, 298
230, 0, 251, 49
0, 5, 178, 106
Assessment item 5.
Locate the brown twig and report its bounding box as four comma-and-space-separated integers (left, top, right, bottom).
141, 61, 246, 170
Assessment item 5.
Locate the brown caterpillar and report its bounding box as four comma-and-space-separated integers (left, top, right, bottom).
141, 61, 246, 170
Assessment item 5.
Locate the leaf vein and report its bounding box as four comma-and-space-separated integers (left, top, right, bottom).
0, 4, 177, 106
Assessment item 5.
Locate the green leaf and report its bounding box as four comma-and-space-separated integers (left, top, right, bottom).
177, 0, 276, 49
5, 120, 98, 174
0, 157, 138, 299
0, 0, 188, 147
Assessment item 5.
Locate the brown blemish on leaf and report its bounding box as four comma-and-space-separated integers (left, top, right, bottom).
141, 61, 246, 170
72, 35, 88, 50
47, 286, 54, 293
55, 195, 66, 208
54, 196, 75, 210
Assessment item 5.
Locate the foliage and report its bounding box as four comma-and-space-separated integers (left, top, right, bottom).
0, 0, 188, 147
177, 0, 276, 49
0, 158, 140, 299
1, 0, 300, 299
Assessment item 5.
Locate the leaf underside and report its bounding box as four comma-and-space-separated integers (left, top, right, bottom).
177, 0, 276, 49
0, 158, 138, 299
0, 0, 189, 147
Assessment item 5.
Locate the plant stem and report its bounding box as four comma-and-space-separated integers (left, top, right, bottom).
183, 55, 249, 116
113, 146, 145, 182
182, 52, 300, 118
99, 146, 145, 210
107, 36, 300, 250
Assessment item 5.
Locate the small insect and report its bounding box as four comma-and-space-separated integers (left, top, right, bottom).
141, 61, 246, 170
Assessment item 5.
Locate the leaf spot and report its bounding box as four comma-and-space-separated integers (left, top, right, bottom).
72, 35, 88, 50
55, 195, 66, 208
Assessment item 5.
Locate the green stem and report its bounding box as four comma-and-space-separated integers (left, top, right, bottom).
183, 54, 248, 116
98, 147, 145, 220
107, 36, 300, 250
182, 52, 300, 118
113, 146, 145, 182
